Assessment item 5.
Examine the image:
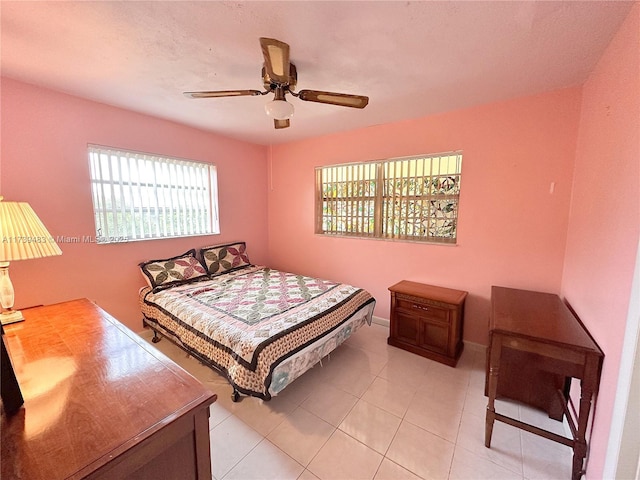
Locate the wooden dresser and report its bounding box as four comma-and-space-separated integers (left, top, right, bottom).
388, 281, 467, 367
1, 299, 216, 480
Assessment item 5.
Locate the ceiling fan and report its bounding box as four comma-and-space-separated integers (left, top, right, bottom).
184, 37, 369, 129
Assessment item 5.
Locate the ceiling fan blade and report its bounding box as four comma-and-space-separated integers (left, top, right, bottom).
297, 90, 369, 109
260, 37, 290, 85
184, 90, 263, 99
274, 119, 290, 129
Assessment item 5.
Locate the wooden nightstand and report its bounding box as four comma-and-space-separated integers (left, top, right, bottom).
388, 280, 467, 367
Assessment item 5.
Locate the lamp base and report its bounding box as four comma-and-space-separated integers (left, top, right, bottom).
1, 310, 24, 325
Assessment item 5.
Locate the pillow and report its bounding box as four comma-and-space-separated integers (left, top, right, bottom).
139, 249, 208, 291
200, 242, 251, 276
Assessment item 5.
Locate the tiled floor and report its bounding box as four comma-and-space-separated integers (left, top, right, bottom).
140, 324, 573, 480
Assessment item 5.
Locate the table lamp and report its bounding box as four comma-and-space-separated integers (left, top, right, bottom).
0, 197, 62, 325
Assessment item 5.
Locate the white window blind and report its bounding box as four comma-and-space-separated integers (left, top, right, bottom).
316, 151, 462, 244
88, 145, 219, 244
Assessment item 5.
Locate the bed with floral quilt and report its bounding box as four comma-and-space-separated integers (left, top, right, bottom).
138, 242, 376, 401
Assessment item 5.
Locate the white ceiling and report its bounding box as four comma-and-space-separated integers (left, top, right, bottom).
1, 1, 634, 146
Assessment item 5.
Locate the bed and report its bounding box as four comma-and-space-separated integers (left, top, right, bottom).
138, 243, 376, 401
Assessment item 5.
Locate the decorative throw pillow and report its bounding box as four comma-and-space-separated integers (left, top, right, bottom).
139, 249, 208, 291
200, 242, 251, 276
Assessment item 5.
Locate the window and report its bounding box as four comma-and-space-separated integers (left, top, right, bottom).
315, 151, 462, 244
88, 145, 219, 244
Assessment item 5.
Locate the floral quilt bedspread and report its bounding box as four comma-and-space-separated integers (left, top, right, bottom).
140, 266, 375, 398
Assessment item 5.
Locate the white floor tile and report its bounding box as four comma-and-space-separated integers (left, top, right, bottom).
374, 458, 424, 480
233, 394, 297, 436
450, 446, 522, 480
297, 469, 321, 480
427, 359, 471, 388
404, 393, 463, 443
521, 430, 573, 480
378, 349, 431, 386
455, 345, 485, 372
308, 429, 383, 480
361, 376, 417, 418
457, 409, 523, 476
273, 369, 318, 406
416, 372, 468, 411
224, 439, 304, 480
339, 399, 402, 454
210, 415, 262, 479
519, 404, 567, 436
301, 382, 359, 427
386, 421, 455, 480
209, 401, 232, 430
322, 361, 376, 397
267, 407, 335, 466
329, 343, 389, 376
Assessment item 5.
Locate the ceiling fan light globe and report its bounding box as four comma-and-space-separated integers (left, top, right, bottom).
265, 100, 294, 120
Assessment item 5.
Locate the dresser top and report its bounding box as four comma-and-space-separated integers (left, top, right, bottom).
1, 298, 216, 480
389, 280, 468, 305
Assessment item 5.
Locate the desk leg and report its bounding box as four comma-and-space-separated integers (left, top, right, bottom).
572, 356, 599, 480
571, 384, 592, 480
485, 333, 502, 448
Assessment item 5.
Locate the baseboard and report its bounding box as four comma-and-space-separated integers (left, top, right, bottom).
371, 315, 389, 327
369, 321, 488, 353
463, 340, 487, 353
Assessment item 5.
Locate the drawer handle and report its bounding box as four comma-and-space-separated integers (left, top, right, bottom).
412, 304, 429, 311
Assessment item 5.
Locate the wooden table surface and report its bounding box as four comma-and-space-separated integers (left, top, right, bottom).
388, 280, 467, 305
490, 286, 600, 350
1, 298, 216, 480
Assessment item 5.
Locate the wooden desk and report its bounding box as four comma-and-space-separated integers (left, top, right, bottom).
485, 286, 603, 480
1, 299, 216, 479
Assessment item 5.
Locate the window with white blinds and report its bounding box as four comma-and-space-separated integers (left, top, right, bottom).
315, 152, 462, 244
88, 145, 219, 244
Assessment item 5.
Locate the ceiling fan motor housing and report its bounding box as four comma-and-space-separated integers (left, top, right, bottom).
262, 63, 297, 92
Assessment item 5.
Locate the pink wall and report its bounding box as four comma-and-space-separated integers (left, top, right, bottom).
561, 4, 640, 478
0, 77, 269, 332
267, 87, 582, 345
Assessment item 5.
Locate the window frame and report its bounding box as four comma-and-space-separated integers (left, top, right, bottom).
88, 145, 220, 244
315, 151, 462, 245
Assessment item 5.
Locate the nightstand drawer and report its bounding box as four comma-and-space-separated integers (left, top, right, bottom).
396, 298, 449, 322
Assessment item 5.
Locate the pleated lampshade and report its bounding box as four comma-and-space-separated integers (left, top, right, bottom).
0, 198, 62, 261
0, 197, 62, 324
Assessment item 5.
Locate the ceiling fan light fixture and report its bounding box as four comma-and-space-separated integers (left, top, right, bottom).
265, 99, 294, 120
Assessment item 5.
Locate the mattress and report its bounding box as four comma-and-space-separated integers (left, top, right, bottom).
140, 265, 376, 399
